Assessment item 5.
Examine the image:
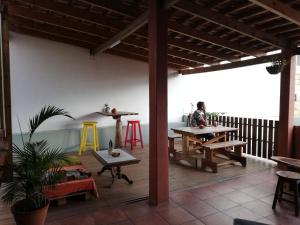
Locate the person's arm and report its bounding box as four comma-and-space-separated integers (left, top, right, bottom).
199, 111, 207, 126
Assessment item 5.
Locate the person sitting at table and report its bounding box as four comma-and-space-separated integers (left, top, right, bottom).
191, 101, 215, 140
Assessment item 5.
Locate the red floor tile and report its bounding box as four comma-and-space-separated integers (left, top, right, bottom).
224, 190, 255, 204
204, 195, 238, 211
223, 206, 264, 221
189, 187, 219, 200
242, 200, 275, 217
130, 213, 169, 225
92, 208, 128, 225
182, 201, 218, 219
157, 206, 196, 225
180, 219, 205, 225
200, 212, 233, 225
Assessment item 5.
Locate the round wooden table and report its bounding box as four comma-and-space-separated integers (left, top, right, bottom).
97, 111, 138, 148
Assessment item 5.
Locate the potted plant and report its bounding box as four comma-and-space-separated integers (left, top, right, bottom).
266, 58, 288, 74
0, 105, 74, 225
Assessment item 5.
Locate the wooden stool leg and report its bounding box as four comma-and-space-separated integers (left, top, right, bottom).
92, 125, 97, 152
138, 122, 143, 148
124, 122, 129, 147
294, 180, 299, 217
79, 126, 87, 155
130, 123, 134, 150
95, 127, 99, 150
272, 177, 281, 210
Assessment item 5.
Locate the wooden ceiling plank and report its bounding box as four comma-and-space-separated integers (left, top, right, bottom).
181, 53, 282, 75
173, 1, 287, 49
248, 0, 300, 27
90, 0, 180, 55
168, 21, 258, 56
10, 25, 93, 49
8, 5, 218, 65
17, 0, 126, 30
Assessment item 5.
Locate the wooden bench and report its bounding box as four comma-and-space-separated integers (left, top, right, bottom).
168, 133, 181, 158
201, 140, 247, 173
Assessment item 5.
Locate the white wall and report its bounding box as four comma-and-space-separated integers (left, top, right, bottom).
10, 32, 283, 134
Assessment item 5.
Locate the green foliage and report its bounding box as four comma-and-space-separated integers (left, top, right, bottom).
206, 112, 226, 117
0, 105, 74, 211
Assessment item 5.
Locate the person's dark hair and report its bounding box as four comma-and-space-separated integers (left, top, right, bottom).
197, 101, 205, 110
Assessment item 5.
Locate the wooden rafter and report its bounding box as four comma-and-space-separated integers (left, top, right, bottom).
181, 53, 282, 75
8, 4, 223, 65
248, 0, 300, 27
90, 0, 180, 55
173, 1, 287, 49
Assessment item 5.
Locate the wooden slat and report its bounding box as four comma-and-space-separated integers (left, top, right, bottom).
248, 0, 300, 27
262, 119, 268, 158
257, 119, 262, 157
174, 1, 287, 49
268, 120, 274, 159
252, 119, 257, 156
181, 53, 282, 75
247, 118, 252, 155
168, 21, 256, 56
274, 121, 279, 157
234, 117, 238, 140
238, 117, 243, 142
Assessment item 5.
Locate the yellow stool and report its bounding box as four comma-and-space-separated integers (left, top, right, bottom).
79, 121, 99, 155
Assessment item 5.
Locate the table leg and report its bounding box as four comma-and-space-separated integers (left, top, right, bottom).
115, 118, 123, 148
182, 135, 189, 153
116, 166, 133, 184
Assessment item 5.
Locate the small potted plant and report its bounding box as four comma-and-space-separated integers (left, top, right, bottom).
266, 58, 288, 75
0, 105, 74, 225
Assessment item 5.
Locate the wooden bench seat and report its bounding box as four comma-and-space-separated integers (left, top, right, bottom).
201, 140, 247, 173
168, 133, 181, 158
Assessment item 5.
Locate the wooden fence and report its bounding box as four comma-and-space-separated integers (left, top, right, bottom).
206, 116, 279, 160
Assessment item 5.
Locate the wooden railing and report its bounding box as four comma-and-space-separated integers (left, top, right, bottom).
207, 116, 279, 160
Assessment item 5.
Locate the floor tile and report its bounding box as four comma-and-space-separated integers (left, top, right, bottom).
130, 213, 169, 225
204, 195, 238, 211
189, 187, 219, 200
93, 208, 128, 225
224, 191, 255, 204
180, 219, 205, 225
242, 200, 275, 217
182, 201, 218, 219
224, 206, 264, 221
157, 206, 196, 225
200, 212, 233, 225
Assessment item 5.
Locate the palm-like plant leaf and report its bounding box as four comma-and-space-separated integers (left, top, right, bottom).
29, 105, 74, 142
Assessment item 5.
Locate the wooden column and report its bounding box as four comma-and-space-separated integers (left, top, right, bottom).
277, 53, 296, 157
0, 5, 12, 181
148, 0, 169, 205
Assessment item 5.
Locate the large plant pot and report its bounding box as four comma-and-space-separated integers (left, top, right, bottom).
11, 199, 50, 225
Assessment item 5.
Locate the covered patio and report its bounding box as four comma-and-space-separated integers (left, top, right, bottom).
1, 0, 300, 224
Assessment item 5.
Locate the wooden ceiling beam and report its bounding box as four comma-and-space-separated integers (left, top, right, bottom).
168, 21, 258, 56
16, 0, 126, 30
10, 25, 93, 49
77, 0, 138, 18
8, 5, 218, 65
8, 16, 102, 44
173, 1, 287, 49
90, 0, 180, 55
181, 53, 282, 75
248, 0, 300, 27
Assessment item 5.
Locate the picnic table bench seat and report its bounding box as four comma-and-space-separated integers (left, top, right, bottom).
168, 133, 181, 158
201, 140, 247, 173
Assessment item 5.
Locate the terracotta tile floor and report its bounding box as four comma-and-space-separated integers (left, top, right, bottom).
1, 168, 300, 225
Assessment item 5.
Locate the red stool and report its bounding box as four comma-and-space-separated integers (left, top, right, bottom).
124, 120, 143, 150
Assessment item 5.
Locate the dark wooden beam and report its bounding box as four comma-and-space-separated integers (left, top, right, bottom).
181, 53, 282, 75
173, 1, 287, 49
168, 21, 258, 56
17, 0, 125, 30
0, 5, 12, 181
10, 25, 94, 49
148, 0, 169, 205
277, 51, 296, 157
90, 0, 180, 55
248, 0, 300, 27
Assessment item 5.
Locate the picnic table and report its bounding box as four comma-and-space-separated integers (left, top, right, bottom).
171, 125, 247, 172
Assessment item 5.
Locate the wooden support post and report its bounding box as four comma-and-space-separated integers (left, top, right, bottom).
277, 53, 296, 157
0, 5, 12, 181
148, 0, 168, 205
